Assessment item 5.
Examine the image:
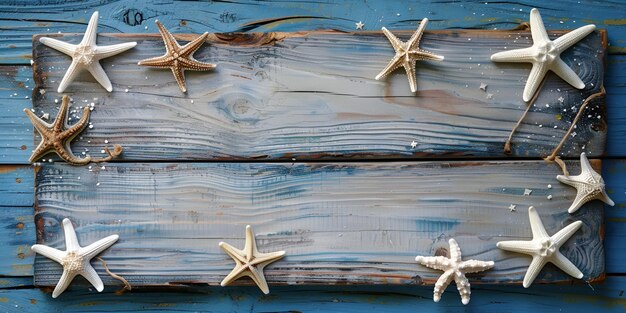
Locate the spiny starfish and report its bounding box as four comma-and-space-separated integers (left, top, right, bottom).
24, 95, 122, 165
219, 225, 285, 294
31, 218, 119, 298
416, 238, 494, 305
376, 18, 444, 92
39, 11, 137, 93
490, 8, 595, 102
138, 20, 216, 93
557, 152, 614, 213
497, 206, 583, 288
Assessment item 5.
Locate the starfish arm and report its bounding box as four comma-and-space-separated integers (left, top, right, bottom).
52, 269, 77, 298
53, 95, 71, 132
407, 18, 428, 50
490, 47, 536, 63
553, 24, 596, 53
496, 240, 538, 255
403, 61, 418, 92
247, 264, 270, 294
529, 8, 550, 44
448, 238, 462, 262
415, 255, 451, 272
453, 272, 472, 305
244, 225, 258, 261
522, 256, 548, 288
528, 206, 549, 239
253, 250, 286, 266
80, 11, 100, 47
94, 42, 137, 60
81, 263, 105, 292
57, 60, 81, 93
459, 260, 495, 273
81, 234, 119, 260
551, 252, 583, 279
31, 244, 65, 264
23, 108, 52, 138
60, 106, 90, 140
171, 66, 188, 93
579, 152, 594, 173
62, 218, 81, 252
375, 54, 402, 81
414, 49, 444, 61
155, 20, 180, 54
566, 190, 591, 213
550, 58, 585, 89
27, 141, 52, 163
86, 61, 113, 92
523, 61, 549, 102
381, 27, 403, 50
219, 242, 246, 263
556, 173, 580, 187
180, 32, 209, 58
220, 265, 246, 287
550, 221, 582, 247
178, 57, 217, 71
39, 37, 76, 56
137, 55, 174, 68
599, 191, 615, 206
432, 269, 454, 303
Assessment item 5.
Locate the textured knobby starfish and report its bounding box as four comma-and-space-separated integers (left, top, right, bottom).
490, 8, 595, 102
31, 218, 119, 298
138, 20, 216, 93
39, 11, 136, 93
376, 18, 444, 92
416, 238, 494, 305
557, 152, 614, 213
24, 95, 122, 165
497, 206, 583, 288
219, 225, 285, 294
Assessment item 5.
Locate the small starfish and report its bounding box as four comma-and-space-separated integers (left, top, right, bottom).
24, 95, 122, 165
490, 8, 595, 102
355, 21, 365, 30
557, 152, 614, 213
523, 188, 533, 196
138, 20, 216, 93
497, 206, 583, 288
31, 218, 119, 298
39, 11, 136, 92
509, 204, 517, 212
479, 82, 488, 91
219, 225, 285, 294
416, 238, 494, 305
376, 18, 444, 92
410, 140, 417, 149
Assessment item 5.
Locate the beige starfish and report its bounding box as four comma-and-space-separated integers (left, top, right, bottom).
219, 225, 285, 294
138, 20, 216, 93
557, 152, 614, 213
24, 95, 122, 165
376, 18, 444, 92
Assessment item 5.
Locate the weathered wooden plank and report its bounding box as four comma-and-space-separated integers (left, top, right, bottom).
606, 54, 626, 157
602, 159, 626, 274
0, 66, 33, 164
33, 160, 604, 287
32, 30, 607, 161
0, 165, 34, 207
0, 206, 35, 277
3, 276, 626, 312
1, 0, 625, 65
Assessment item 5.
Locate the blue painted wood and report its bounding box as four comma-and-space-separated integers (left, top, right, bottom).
606, 54, 626, 157
0, 67, 34, 164
1, 276, 625, 312
602, 159, 626, 274
0, 166, 34, 207
0, 0, 625, 65
0, 206, 35, 277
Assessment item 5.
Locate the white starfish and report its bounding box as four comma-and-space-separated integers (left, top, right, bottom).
415, 238, 494, 305
31, 218, 119, 298
39, 11, 137, 93
490, 8, 595, 102
219, 225, 285, 294
355, 21, 365, 30
557, 152, 614, 213
497, 206, 583, 288
376, 18, 444, 92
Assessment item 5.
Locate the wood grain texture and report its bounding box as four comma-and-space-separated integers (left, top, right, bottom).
602, 159, 626, 274
31, 30, 607, 161
0, 206, 35, 277
0, 66, 35, 164
606, 54, 626, 157
1, 0, 626, 65
0, 165, 34, 207
33, 161, 604, 287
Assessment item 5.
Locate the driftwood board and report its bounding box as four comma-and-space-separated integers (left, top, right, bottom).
33, 160, 604, 287
31, 29, 607, 161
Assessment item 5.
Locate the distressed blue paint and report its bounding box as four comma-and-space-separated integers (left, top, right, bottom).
606, 55, 626, 157
602, 159, 626, 274
0, 166, 33, 207
0, 67, 33, 164
0, 206, 34, 277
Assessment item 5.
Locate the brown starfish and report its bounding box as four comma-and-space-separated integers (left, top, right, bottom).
138, 20, 216, 92
24, 95, 122, 165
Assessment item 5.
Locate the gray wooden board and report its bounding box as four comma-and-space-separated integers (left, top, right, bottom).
31, 30, 607, 161
33, 160, 604, 287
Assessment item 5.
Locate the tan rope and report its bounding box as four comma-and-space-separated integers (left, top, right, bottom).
504, 78, 546, 154
97, 256, 132, 291
92, 144, 123, 163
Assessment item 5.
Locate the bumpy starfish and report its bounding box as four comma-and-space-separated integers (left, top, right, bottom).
138, 20, 216, 93
490, 8, 595, 102
376, 18, 444, 92
39, 11, 136, 93
497, 206, 583, 288
31, 218, 119, 298
416, 238, 494, 305
219, 225, 285, 294
24, 95, 123, 165
557, 152, 614, 213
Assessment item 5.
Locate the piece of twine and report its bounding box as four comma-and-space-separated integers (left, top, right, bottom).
96, 256, 132, 292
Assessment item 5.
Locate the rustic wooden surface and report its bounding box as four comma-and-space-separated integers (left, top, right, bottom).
30, 30, 607, 160
33, 160, 604, 287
